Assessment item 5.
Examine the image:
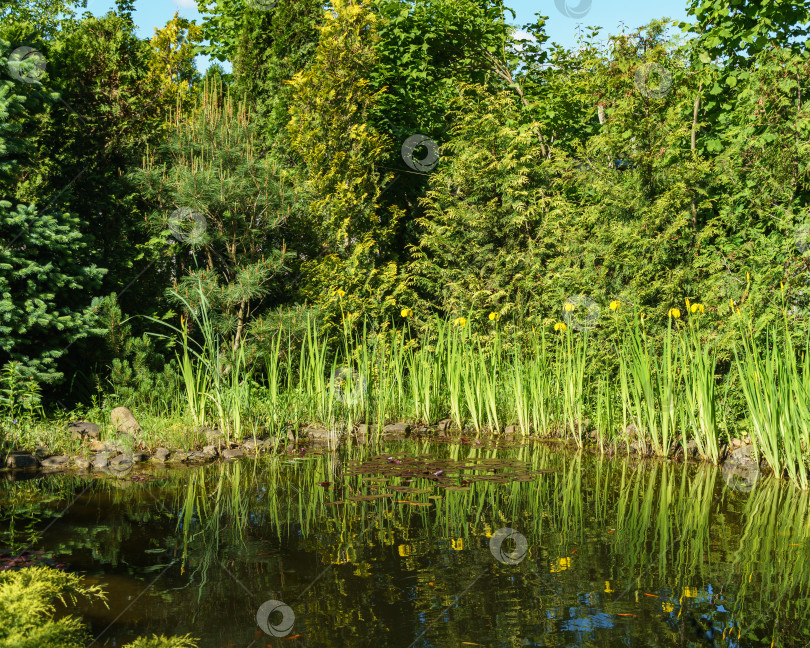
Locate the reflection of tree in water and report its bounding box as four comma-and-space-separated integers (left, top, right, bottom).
2, 444, 810, 646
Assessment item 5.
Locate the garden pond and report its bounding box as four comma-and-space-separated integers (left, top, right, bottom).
1, 438, 809, 647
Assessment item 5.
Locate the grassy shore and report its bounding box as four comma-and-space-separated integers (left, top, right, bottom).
2, 289, 810, 487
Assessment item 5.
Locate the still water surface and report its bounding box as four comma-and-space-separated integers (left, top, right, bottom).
2, 439, 809, 648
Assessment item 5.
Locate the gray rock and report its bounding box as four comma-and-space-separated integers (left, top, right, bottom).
151, 448, 171, 462
40, 456, 70, 469
202, 444, 219, 457
132, 452, 150, 463
186, 451, 214, 463
305, 428, 334, 442
503, 425, 517, 436
201, 427, 223, 444
730, 437, 743, 449
68, 421, 100, 440
243, 437, 271, 451
73, 456, 91, 471
305, 428, 342, 449
686, 440, 699, 458
169, 452, 189, 463
222, 448, 245, 460
353, 428, 368, 445
33, 446, 49, 459
109, 454, 133, 471
111, 406, 141, 435
437, 419, 453, 433
4, 452, 39, 469
92, 453, 110, 470
383, 422, 411, 435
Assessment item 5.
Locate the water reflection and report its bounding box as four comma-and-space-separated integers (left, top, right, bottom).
1, 442, 809, 647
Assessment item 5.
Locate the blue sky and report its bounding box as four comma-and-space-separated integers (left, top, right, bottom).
83, 0, 692, 71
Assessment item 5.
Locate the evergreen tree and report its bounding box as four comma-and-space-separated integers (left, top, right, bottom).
0, 39, 105, 386
287, 0, 411, 329
133, 81, 299, 352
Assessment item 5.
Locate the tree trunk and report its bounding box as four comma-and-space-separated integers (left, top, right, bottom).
690, 84, 702, 228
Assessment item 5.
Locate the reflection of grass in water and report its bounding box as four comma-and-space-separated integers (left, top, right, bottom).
730, 482, 810, 644
175, 444, 723, 592
0, 474, 95, 554
11, 443, 810, 641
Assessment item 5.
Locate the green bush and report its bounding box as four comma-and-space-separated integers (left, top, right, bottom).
0, 566, 197, 648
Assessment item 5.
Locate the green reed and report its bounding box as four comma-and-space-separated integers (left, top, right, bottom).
618, 313, 682, 456
143, 291, 810, 488
527, 330, 556, 437
558, 326, 589, 446
679, 312, 720, 463
735, 316, 809, 489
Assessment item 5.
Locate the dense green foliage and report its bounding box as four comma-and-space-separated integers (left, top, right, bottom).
0, 566, 197, 648
0, 37, 105, 385
0, 0, 809, 470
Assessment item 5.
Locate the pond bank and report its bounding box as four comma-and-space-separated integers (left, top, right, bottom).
2, 406, 763, 487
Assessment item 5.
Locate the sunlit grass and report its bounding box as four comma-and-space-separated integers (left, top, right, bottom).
4, 287, 810, 489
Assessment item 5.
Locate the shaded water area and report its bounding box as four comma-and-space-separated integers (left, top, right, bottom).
2, 440, 810, 647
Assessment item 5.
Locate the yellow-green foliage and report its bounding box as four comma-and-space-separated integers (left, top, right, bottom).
147, 13, 203, 121
287, 0, 411, 331
0, 567, 197, 648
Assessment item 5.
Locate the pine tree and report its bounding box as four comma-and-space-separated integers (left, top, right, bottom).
133, 80, 296, 352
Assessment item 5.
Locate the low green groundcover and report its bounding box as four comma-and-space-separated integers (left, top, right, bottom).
0, 566, 196, 648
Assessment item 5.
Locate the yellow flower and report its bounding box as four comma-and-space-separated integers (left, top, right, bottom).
488, 311, 500, 321
609, 300, 621, 311
563, 301, 576, 312
690, 303, 705, 313
335, 288, 346, 298
668, 308, 681, 319
451, 538, 464, 551
550, 557, 570, 573
604, 581, 615, 594
685, 297, 691, 309
453, 317, 467, 327
681, 587, 698, 598
554, 322, 567, 332
662, 601, 674, 613
398, 544, 412, 557
401, 308, 413, 318
746, 271, 750, 284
